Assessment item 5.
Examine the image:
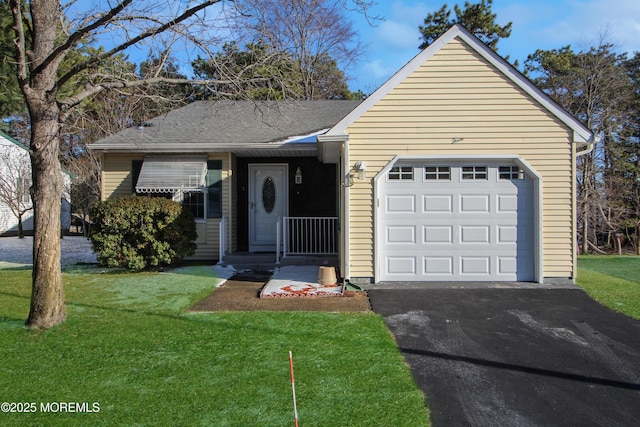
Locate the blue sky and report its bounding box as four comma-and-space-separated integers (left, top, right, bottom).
346, 0, 640, 93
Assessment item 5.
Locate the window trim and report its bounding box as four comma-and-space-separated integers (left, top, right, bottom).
461, 165, 488, 181
499, 165, 524, 180
424, 165, 451, 181
387, 165, 414, 182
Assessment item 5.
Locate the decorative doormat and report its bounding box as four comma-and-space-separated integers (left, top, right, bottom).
260, 265, 343, 298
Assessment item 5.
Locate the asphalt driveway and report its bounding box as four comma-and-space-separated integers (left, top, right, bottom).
368, 287, 640, 426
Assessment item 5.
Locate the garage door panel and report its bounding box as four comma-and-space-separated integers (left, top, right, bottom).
386, 225, 416, 244
378, 162, 535, 282
497, 194, 518, 212
423, 226, 453, 243
423, 195, 453, 212
386, 195, 416, 213
498, 257, 517, 274
460, 194, 490, 212
387, 256, 416, 275
497, 225, 518, 243
423, 257, 454, 274
460, 257, 491, 275
460, 226, 490, 243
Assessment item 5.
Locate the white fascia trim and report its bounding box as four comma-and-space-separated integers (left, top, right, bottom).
373, 154, 543, 283
280, 128, 330, 144
326, 24, 593, 145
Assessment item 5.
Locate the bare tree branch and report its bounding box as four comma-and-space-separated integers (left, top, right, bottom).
9, 0, 29, 87
56, 0, 221, 91
31, 0, 133, 80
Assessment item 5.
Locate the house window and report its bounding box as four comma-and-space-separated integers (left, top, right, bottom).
388, 166, 414, 181
17, 177, 31, 204
499, 166, 524, 180
462, 166, 488, 180
182, 190, 206, 219
425, 166, 451, 181
206, 160, 222, 218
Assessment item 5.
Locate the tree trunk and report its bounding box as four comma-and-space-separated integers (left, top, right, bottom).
17, 216, 24, 239
14, 0, 67, 329
25, 112, 65, 328
581, 206, 589, 255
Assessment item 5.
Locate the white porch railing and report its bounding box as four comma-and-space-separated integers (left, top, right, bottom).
218, 216, 227, 263
280, 216, 338, 257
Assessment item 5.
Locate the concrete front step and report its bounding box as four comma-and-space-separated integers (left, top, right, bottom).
219, 252, 338, 272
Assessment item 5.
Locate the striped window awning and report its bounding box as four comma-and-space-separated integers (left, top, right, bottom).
135, 156, 207, 193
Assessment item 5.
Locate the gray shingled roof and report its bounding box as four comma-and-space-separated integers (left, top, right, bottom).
89, 100, 361, 153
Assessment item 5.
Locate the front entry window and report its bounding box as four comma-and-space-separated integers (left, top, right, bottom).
262, 176, 276, 213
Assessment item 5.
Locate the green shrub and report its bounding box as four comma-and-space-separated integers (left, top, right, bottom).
90, 195, 197, 270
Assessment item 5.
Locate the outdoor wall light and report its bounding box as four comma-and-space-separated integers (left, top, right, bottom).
354, 161, 367, 180
295, 167, 303, 184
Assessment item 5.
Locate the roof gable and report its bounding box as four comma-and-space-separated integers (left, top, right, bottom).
326, 24, 592, 144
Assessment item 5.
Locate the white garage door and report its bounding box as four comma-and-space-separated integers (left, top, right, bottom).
377, 161, 535, 282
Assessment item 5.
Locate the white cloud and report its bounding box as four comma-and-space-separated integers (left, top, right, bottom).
557, 0, 640, 54
369, 1, 429, 50
374, 20, 423, 50
363, 59, 398, 80
501, 0, 640, 58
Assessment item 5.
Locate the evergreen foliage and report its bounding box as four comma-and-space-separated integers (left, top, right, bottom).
90, 195, 197, 270
418, 0, 512, 51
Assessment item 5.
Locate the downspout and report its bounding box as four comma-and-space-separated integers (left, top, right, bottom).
342, 140, 351, 281
573, 133, 598, 281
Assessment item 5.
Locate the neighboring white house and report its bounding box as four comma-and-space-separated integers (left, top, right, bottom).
0, 131, 71, 236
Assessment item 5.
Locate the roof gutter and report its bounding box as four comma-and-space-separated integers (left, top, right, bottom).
575, 132, 599, 157
87, 141, 318, 154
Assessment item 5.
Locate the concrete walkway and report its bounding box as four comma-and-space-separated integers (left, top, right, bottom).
368, 287, 640, 426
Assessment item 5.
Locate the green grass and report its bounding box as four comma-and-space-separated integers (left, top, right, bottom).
577, 255, 640, 320
0, 264, 429, 426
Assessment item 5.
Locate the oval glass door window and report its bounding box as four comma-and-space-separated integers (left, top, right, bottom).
262, 176, 276, 213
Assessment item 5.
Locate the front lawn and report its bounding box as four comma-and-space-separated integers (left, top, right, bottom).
0, 265, 429, 426
577, 255, 640, 320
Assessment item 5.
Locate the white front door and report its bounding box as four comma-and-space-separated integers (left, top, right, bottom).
249, 164, 288, 251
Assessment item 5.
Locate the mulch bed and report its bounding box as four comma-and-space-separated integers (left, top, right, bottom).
188, 271, 371, 312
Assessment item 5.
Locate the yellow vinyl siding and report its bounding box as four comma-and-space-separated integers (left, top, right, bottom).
346, 37, 575, 279
102, 154, 143, 199
101, 152, 232, 262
